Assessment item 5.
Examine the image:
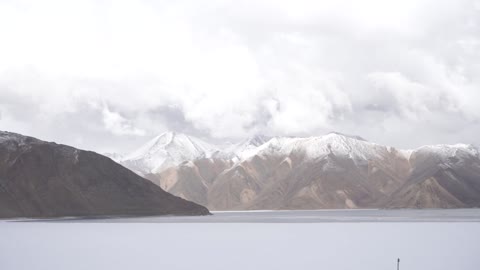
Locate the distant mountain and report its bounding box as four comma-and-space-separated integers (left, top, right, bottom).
0, 131, 209, 218
142, 132, 480, 210
119, 132, 271, 175
208, 133, 411, 210
119, 132, 218, 175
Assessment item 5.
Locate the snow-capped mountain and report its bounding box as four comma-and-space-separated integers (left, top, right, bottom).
141, 132, 480, 210
253, 132, 393, 161
119, 132, 218, 174
118, 131, 479, 176
411, 144, 478, 161
118, 132, 273, 175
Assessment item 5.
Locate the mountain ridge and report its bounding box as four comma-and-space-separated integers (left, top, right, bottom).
117, 131, 478, 176
131, 131, 480, 210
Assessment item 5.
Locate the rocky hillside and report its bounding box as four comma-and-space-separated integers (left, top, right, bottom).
0, 131, 210, 218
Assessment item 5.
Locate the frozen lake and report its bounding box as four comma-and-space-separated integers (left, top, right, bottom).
28, 208, 480, 223
1, 209, 479, 270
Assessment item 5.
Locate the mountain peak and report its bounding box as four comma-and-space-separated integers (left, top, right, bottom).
131, 132, 192, 156
122, 131, 217, 174
153, 131, 185, 143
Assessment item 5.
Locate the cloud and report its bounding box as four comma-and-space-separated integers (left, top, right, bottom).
0, 0, 479, 152
102, 106, 146, 136
366, 71, 459, 119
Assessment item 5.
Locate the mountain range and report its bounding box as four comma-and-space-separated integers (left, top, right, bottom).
0, 131, 209, 218
2, 129, 478, 218
115, 131, 480, 210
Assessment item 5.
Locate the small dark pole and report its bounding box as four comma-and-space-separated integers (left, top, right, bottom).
397, 258, 400, 270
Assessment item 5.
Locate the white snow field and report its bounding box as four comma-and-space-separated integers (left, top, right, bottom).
1, 209, 479, 270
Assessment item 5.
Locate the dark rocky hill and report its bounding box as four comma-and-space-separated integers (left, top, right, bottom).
0, 131, 210, 218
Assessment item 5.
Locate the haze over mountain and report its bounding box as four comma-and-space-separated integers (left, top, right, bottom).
120, 131, 480, 210
0, 131, 209, 218
220, 135, 272, 161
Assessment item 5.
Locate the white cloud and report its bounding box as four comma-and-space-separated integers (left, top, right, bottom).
0, 0, 479, 151
102, 106, 146, 136
366, 72, 459, 119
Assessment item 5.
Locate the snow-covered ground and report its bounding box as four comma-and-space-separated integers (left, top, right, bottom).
1, 210, 479, 270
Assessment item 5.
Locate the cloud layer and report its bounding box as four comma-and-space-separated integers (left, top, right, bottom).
0, 0, 479, 153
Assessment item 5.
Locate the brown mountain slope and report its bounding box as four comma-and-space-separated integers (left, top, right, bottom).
0, 131, 210, 218
145, 158, 232, 206
385, 177, 465, 208
208, 149, 410, 210
385, 146, 480, 208
141, 134, 480, 210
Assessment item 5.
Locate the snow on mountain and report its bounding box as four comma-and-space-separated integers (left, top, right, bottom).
115, 130, 478, 176
121, 132, 218, 174
413, 144, 478, 158
119, 133, 274, 174
223, 135, 271, 161
249, 133, 479, 165
250, 132, 392, 163
407, 144, 479, 170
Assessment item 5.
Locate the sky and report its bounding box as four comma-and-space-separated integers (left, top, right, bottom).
0, 0, 479, 153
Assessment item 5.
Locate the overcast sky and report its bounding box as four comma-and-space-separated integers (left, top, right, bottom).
1, 0, 479, 153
